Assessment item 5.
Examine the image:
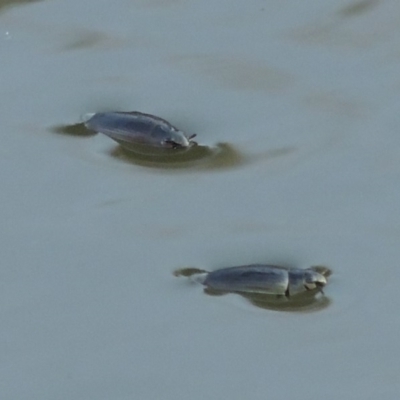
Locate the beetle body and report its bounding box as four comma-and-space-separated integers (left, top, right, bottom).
189, 264, 328, 297
83, 111, 196, 150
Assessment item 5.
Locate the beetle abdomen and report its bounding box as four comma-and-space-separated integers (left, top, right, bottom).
204, 265, 289, 295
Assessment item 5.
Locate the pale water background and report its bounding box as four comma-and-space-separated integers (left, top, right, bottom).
1, 0, 400, 398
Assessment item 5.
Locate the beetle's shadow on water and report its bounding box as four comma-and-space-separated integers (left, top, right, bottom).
108, 142, 246, 170
51, 123, 97, 137
51, 122, 297, 171
204, 288, 331, 312
50, 123, 245, 170
175, 266, 332, 312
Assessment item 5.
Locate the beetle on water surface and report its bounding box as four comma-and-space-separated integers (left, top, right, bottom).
175, 264, 330, 297
83, 111, 197, 150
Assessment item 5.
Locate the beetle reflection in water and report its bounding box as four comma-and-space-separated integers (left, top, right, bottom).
174, 264, 332, 312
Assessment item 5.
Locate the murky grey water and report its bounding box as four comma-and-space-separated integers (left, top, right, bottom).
2, 0, 400, 399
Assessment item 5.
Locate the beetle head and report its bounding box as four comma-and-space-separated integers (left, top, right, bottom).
162, 131, 196, 149
163, 131, 190, 149
303, 270, 327, 291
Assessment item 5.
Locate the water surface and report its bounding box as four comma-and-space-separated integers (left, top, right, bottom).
1, 1, 400, 399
